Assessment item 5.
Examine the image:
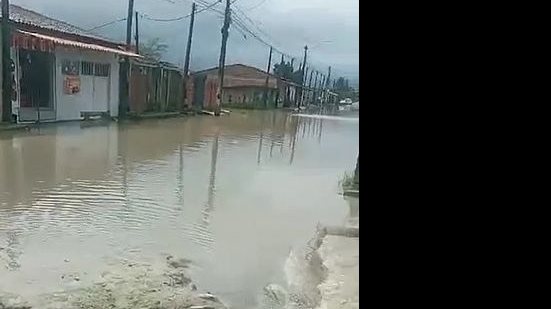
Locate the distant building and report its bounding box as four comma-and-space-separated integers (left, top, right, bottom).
187, 64, 295, 110
1, 4, 140, 123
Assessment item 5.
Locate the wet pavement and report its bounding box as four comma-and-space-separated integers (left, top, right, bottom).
0, 110, 359, 308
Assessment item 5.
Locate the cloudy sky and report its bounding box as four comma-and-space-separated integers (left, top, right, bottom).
12, 0, 359, 83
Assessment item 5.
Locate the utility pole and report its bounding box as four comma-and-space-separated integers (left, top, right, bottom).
216, 0, 231, 115
183, 2, 196, 78
183, 2, 196, 110
263, 46, 273, 108
307, 69, 313, 106
126, 0, 134, 49
134, 11, 139, 54
119, 0, 134, 118
325, 66, 331, 88
324, 67, 331, 106
313, 71, 319, 105
292, 63, 301, 106
319, 74, 324, 104
297, 65, 307, 107
1, 0, 12, 122
299, 45, 308, 107
301, 66, 308, 104
320, 75, 326, 106
301, 46, 308, 84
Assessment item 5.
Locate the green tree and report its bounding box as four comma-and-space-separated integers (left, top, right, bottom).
139, 38, 168, 61
273, 62, 294, 80
291, 69, 304, 84
274, 62, 305, 85
334, 76, 358, 101
334, 77, 349, 92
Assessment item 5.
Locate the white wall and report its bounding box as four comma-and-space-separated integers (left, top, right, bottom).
55, 48, 120, 121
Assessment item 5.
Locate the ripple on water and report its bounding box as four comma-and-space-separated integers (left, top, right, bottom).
0, 110, 359, 308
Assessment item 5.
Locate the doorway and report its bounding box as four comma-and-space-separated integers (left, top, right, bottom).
18, 50, 55, 122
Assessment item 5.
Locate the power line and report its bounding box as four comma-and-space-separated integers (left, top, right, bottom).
230, 11, 297, 62
232, 4, 274, 44
142, 0, 221, 22
83, 1, 226, 34
244, 0, 268, 11
229, 6, 311, 66
146, 0, 238, 22
229, 7, 333, 75
85, 17, 127, 32
83, 0, 333, 77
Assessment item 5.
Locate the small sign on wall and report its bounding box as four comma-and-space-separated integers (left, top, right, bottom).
64, 76, 81, 94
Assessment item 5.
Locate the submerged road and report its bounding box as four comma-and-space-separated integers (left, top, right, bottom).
0, 110, 359, 308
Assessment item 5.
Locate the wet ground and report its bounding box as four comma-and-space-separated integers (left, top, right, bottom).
0, 110, 359, 308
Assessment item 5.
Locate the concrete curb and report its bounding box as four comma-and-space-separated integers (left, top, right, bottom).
343, 190, 359, 197
0, 124, 30, 132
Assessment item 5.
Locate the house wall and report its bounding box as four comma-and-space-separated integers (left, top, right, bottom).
54, 47, 120, 121
204, 75, 218, 109
222, 87, 278, 107
130, 64, 184, 114
189, 65, 282, 109
185, 76, 194, 109
166, 70, 184, 111
129, 64, 150, 113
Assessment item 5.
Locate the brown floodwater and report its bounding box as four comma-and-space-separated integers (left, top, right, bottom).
0, 110, 359, 308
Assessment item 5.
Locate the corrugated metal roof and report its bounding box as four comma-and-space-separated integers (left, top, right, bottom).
132, 58, 183, 72
17, 30, 141, 57
3, 4, 110, 42
192, 63, 278, 78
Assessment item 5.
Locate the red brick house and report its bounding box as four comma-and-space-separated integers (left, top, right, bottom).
186, 64, 295, 110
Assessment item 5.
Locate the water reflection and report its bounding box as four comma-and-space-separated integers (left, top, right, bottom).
0, 111, 359, 308
189, 132, 219, 251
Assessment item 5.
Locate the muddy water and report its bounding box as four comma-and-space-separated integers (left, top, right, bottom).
0, 110, 359, 308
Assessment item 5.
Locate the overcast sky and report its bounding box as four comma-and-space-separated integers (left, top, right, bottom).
12, 0, 359, 83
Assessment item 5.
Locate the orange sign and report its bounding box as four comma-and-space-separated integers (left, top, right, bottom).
64, 76, 81, 94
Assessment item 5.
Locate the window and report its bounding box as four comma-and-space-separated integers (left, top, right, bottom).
94, 63, 110, 77
81, 61, 94, 75
62, 60, 80, 75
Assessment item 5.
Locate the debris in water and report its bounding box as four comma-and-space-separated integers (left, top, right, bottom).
262, 283, 288, 308
168, 257, 192, 269
198, 293, 219, 302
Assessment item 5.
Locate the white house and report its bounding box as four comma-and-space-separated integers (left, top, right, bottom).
1, 4, 139, 123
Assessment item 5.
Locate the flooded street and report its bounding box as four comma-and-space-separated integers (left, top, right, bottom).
0, 110, 359, 308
